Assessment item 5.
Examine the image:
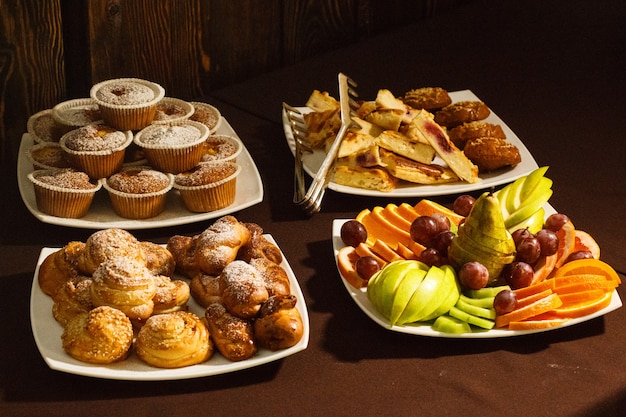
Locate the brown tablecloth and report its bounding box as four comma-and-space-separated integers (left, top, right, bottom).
2, 0, 625, 416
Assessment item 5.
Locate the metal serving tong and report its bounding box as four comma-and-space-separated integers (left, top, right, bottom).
285, 72, 359, 215
282, 102, 311, 205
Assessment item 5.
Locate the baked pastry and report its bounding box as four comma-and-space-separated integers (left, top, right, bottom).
303, 90, 341, 149
38, 241, 86, 297
219, 260, 269, 319
151, 97, 194, 125
402, 87, 452, 111
52, 98, 103, 133
379, 148, 458, 184
173, 161, 240, 212
52, 278, 93, 326
434, 101, 490, 128
237, 223, 283, 265
166, 234, 201, 278
90, 78, 165, 131
195, 216, 252, 275
140, 241, 175, 276
59, 124, 133, 179
249, 257, 291, 297
102, 166, 173, 219
189, 102, 222, 133
90, 257, 157, 323
26, 142, 71, 170
200, 134, 242, 163
448, 121, 506, 149
463, 137, 522, 172
133, 121, 209, 174
135, 311, 213, 368
152, 275, 190, 315
254, 294, 304, 351
27, 109, 64, 143
28, 169, 101, 218
376, 129, 436, 165
205, 303, 257, 361
77, 228, 146, 276
61, 305, 133, 364
332, 165, 398, 192
189, 273, 222, 307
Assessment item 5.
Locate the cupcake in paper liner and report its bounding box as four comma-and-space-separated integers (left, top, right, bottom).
28, 168, 101, 218
27, 109, 64, 143
151, 97, 194, 125
101, 166, 174, 219
173, 161, 240, 212
189, 102, 222, 133
133, 120, 209, 174
52, 98, 103, 133
200, 134, 243, 163
59, 124, 133, 179
90, 78, 165, 131
26, 142, 72, 170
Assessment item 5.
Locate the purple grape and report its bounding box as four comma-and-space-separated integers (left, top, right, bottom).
340, 220, 367, 247
458, 261, 489, 290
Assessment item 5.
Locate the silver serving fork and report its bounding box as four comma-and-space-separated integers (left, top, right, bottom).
296, 73, 359, 215
282, 102, 312, 204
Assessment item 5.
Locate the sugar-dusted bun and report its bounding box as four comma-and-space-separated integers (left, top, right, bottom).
193, 215, 251, 275
140, 241, 176, 277
219, 260, 268, 319
254, 294, 304, 351
61, 305, 133, 364
38, 241, 86, 297
52, 278, 93, 326
152, 275, 190, 315
135, 311, 213, 368
205, 303, 257, 362
249, 257, 291, 297
189, 273, 222, 308
78, 228, 146, 276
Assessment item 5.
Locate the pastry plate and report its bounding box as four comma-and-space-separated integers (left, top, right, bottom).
283, 90, 539, 197
17, 117, 263, 230
331, 218, 622, 338
30, 236, 309, 380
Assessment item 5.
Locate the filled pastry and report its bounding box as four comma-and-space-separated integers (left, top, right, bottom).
205, 303, 257, 361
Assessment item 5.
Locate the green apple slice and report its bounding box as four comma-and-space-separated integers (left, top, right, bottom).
448, 306, 495, 330
504, 187, 553, 229
455, 298, 497, 320
397, 266, 450, 324
419, 264, 460, 322
520, 166, 549, 199
458, 294, 495, 309
377, 260, 420, 319
432, 315, 472, 334
388, 268, 428, 326
507, 206, 545, 234
465, 285, 511, 299
503, 176, 526, 214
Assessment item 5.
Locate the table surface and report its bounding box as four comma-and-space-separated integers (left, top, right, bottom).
2, 0, 626, 416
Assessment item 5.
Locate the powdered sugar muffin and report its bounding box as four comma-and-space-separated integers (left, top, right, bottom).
27, 109, 64, 143
90, 78, 165, 131
60, 123, 133, 179
152, 97, 194, 125
52, 98, 103, 133
189, 102, 222, 133
27, 168, 101, 218
173, 161, 240, 212
26, 142, 71, 170
200, 134, 242, 163
102, 166, 173, 219
133, 120, 209, 174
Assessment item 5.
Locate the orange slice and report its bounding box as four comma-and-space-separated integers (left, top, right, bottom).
515, 288, 554, 309
396, 203, 421, 224
554, 220, 576, 268
507, 318, 570, 330
531, 253, 558, 284
553, 258, 621, 285
573, 230, 600, 259
513, 279, 556, 299
495, 293, 563, 328
354, 243, 388, 268
548, 291, 613, 319
337, 246, 367, 288
371, 239, 405, 263
413, 199, 464, 226
395, 243, 418, 260
356, 208, 404, 249
558, 289, 606, 307
382, 204, 413, 231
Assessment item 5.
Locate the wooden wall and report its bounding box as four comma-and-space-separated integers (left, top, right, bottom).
0, 0, 468, 162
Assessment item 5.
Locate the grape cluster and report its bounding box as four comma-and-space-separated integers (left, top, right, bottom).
410, 213, 453, 267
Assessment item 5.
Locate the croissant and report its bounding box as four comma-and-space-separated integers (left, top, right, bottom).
52, 278, 93, 326
189, 273, 222, 308
152, 275, 190, 315
249, 257, 291, 297
205, 303, 257, 362
38, 241, 85, 297
219, 260, 268, 319
166, 234, 201, 278
90, 257, 157, 324
194, 215, 251, 275
61, 305, 133, 364
135, 311, 213, 368
141, 241, 176, 277
254, 294, 304, 351
237, 223, 283, 264
78, 228, 146, 276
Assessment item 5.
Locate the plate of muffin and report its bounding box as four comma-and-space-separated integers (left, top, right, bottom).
283, 89, 538, 197
18, 78, 263, 230
30, 217, 309, 380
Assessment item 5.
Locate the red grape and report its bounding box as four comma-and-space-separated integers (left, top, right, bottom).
536, 229, 559, 256
516, 237, 541, 264
564, 250, 594, 264
493, 289, 517, 314
355, 256, 380, 280
430, 231, 455, 257
458, 261, 489, 290
340, 220, 368, 247
512, 228, 533, 247
503, 261, 534, 289
453, 195, 476, 217
544, 213, 570, 232
410, 216, 439, 245
419, 247, 446, 267
430, 213, 451, 233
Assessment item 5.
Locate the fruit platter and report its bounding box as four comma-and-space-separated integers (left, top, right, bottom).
333, 167, 622, 337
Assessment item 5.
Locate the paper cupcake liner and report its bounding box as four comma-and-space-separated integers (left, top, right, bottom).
27, 109, 64, 143
26, 142, 72, 170
101, 174, 173, 219
90, 78, 165, 131
28, 170, 101, 218
173, 163, 240, 212
151, 97, 195, 125
52, 98, 103, 133
200, 134, 243, 163
189, 102, 223, 133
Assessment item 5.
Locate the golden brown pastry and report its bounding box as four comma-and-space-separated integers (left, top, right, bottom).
52, 278, 93, 326
332, 165, 398, 192
249, 257, 291, 297
77, 228, 146, 276
448, 121, 506, 149
140, 241, 175, 277
402, 87, 452, 111
379, 148, 459, 185
38, 241, 85, 297
166, 234, 201, 278
219, 260, 269, 319
205, 303, 257, 361
152, 275, 190, 315
463, 137, 521, 172
434, 101, 490, 128
189, 273, 222, 307
237, 222, 283, 265
135, 311, 213, 368
90, 257, 157, 324
254, 295, 304, 351
61, 305, 133, 364
194, 216, 252, 275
